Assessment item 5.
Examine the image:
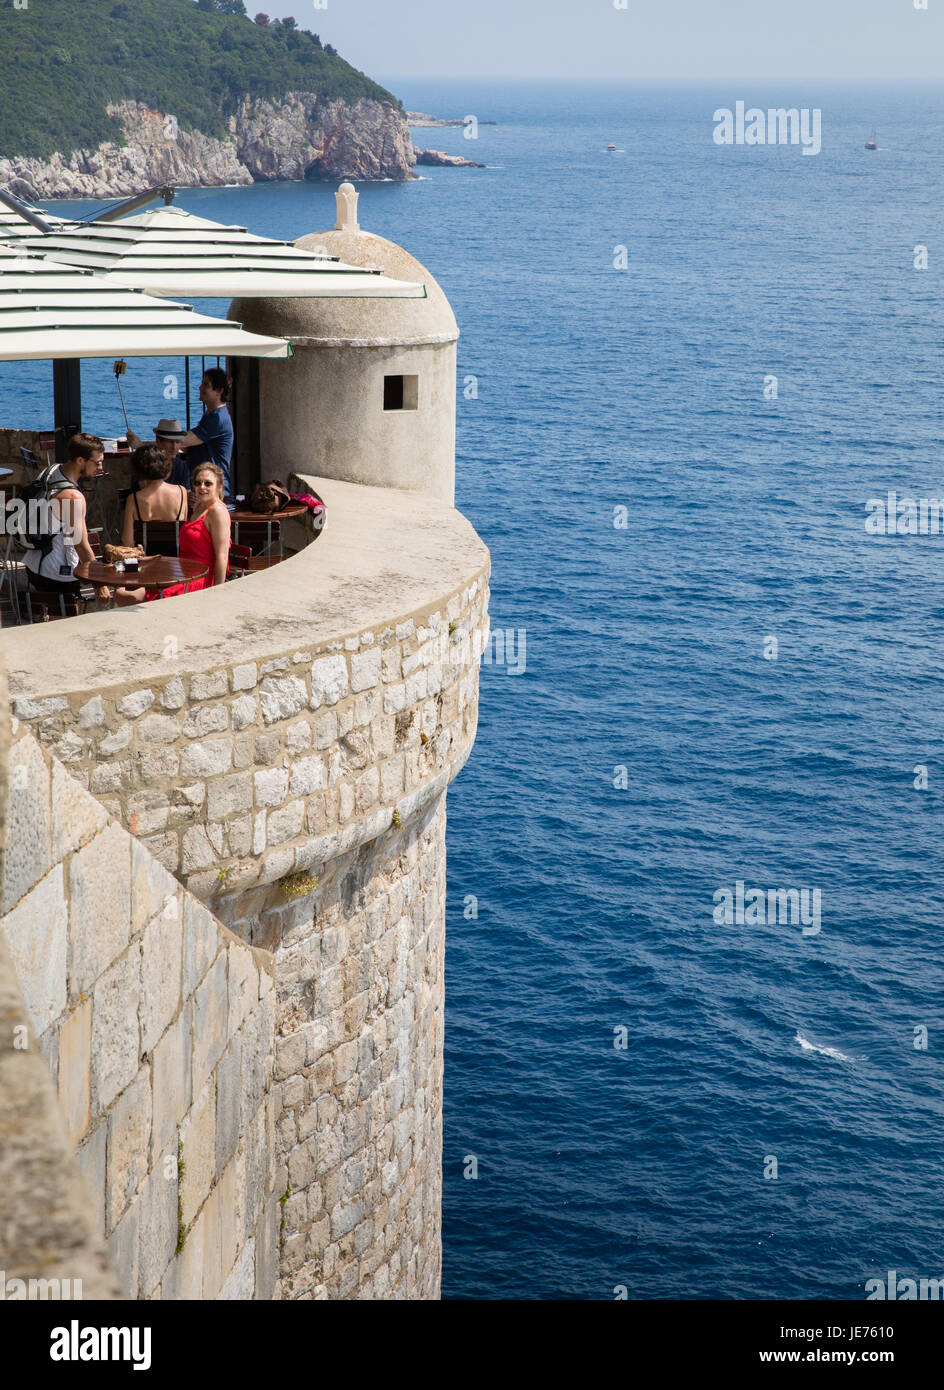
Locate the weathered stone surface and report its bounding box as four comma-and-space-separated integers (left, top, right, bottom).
2, 735, 52, 914
91, 946, 141, 1112
181, 738, 233, 779
179, 1079, 216, 1229
57, 995, 92, 1148
192, 951, 228, 1096
137, 1143, 179, 1298
140, 907, 183, 1054
259, 676, 308, 725
2, 864, 67, 1035
106, 1070, 151, 1233
152, 1001, 192, 1164
311, 655, 349, 709
69, 824, 132, 994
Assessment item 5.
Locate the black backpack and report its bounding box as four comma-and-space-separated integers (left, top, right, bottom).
18, 465, 74, 556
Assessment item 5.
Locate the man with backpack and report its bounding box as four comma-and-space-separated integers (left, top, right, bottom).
21, 434, 111, 604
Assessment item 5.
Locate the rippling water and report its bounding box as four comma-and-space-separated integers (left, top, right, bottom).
6, 82, 944, 1300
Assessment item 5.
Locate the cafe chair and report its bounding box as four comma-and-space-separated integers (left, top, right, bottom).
227, 544, 253, 580
133, 519, 181, 556
231, 517, 283, 562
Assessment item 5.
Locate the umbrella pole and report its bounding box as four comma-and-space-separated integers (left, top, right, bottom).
185, 357, 191, 430
52, 359, 82, 464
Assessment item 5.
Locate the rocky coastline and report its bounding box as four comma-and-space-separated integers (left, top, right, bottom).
0, 95, 417, 201
414, 149, 485, 169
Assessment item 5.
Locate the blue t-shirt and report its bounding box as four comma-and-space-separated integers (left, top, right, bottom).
188, 406, 234, 497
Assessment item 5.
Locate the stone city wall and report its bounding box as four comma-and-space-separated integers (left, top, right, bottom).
0, 724, 278, 1300
11, 573, 490, 910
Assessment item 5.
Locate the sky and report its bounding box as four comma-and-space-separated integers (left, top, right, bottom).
255, 0, 944, 83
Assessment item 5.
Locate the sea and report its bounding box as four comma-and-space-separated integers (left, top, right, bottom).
5, 81, 944, 1301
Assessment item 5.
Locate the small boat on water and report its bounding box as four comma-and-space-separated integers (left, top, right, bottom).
607, 143, 616, 151
865, 130, 878, 150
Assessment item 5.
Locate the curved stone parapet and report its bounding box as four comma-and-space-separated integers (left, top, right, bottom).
4, 472, 489, 1299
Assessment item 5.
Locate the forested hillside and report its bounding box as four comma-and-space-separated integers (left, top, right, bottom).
0, 0, 399, 160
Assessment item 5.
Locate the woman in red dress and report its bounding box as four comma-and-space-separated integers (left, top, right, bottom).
156, 462, 231, 599
116, 462, 231, 605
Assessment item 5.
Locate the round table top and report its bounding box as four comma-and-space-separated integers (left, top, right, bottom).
74, 556, 209, 590
229, 503, 309, 523
0, 467, 13, 479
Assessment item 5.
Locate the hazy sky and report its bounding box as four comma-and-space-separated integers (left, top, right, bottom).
256, 0, 944, 83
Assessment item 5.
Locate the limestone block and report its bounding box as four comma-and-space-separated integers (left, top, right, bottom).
180, 737, 232, 778
192, 951, 228, 1097
182, 825, 217, 873
227, 944, 257, 1035
262, 848, 293, 881
13, 695, 69, 720
179, 1078, 216, 1228
288, 1136, 318, 1190
77, 695, 105, 729
285, 720, 312, 754
152, 1000, 192, 1163
232, 663, 257, 693
310, 655, 349, 709
241, 1004, 270, 1134
259, 676, 308, 724
91, 945, 141, 1112
2, 863, 67, 1035
190, 671, 228, 702
311, 709, 338, 749
381, 647, 402, 683
133, 748, 180, 783
99, 723, 133, 756
380, 756, 405, 803
354, 689, 382, 728
137, 1141, 178, 1297
107, 1194, 140, 1300
217, 1149, 245, 1280
230, 695, 258, 732
2, 735, 52, 914
120, 689, 155, 719
255, 1194, 280, 1301
226, 816, 251, 857
220, 1236, 255, 1300
140, 832, 179, 874
68, 823, 132, 995
350, 646, 381, 694
138, 713, 182, 744
57, 995, 91, 1148
215, 1034, 241, 1173
183, 705, 229, 739
274, 1029, 306, 1082
355, 766, 380, 814
383, 683, 407, 715
207, 771, 253, 821
160, 676, 187, 710
106, 1069, 151, 1233
267, 800, 304, 846
140, 908, 183, 1054
289, 755, 326, 797
75, 1120, 107, 1237
245, 1103, 268, 1234
182, 896, 219, 998
255, 767, 289, 807
252, 811, 267, 855
90, 762, 124, 794
162, 1197, 205, 1300
51, 730, 88, 764
396, 619, 415, 641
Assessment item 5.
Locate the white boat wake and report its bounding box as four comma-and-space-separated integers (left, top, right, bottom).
795, 1031, 856, 1063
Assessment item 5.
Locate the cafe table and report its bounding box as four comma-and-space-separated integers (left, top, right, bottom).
73, 555, 209, 594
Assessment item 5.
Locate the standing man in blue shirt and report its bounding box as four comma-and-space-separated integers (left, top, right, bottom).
129, 367, 235, 501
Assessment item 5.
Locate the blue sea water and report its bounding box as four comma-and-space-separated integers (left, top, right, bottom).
6, 82, 944, 1300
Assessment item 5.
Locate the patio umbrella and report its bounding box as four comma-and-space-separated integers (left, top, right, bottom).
0, 244, 292, 451
13, 205, 426, 300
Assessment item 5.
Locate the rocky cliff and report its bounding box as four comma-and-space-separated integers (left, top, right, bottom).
0, 96, 416, 201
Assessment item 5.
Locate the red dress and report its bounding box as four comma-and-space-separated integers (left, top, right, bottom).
146, 510, 220, 601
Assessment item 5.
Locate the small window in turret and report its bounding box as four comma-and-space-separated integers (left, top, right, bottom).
383, 375, 418, 411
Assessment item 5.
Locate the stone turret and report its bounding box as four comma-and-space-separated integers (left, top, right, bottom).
230, 184, 459, 505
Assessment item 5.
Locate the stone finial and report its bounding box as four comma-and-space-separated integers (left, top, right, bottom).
335, 183, 360, 232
